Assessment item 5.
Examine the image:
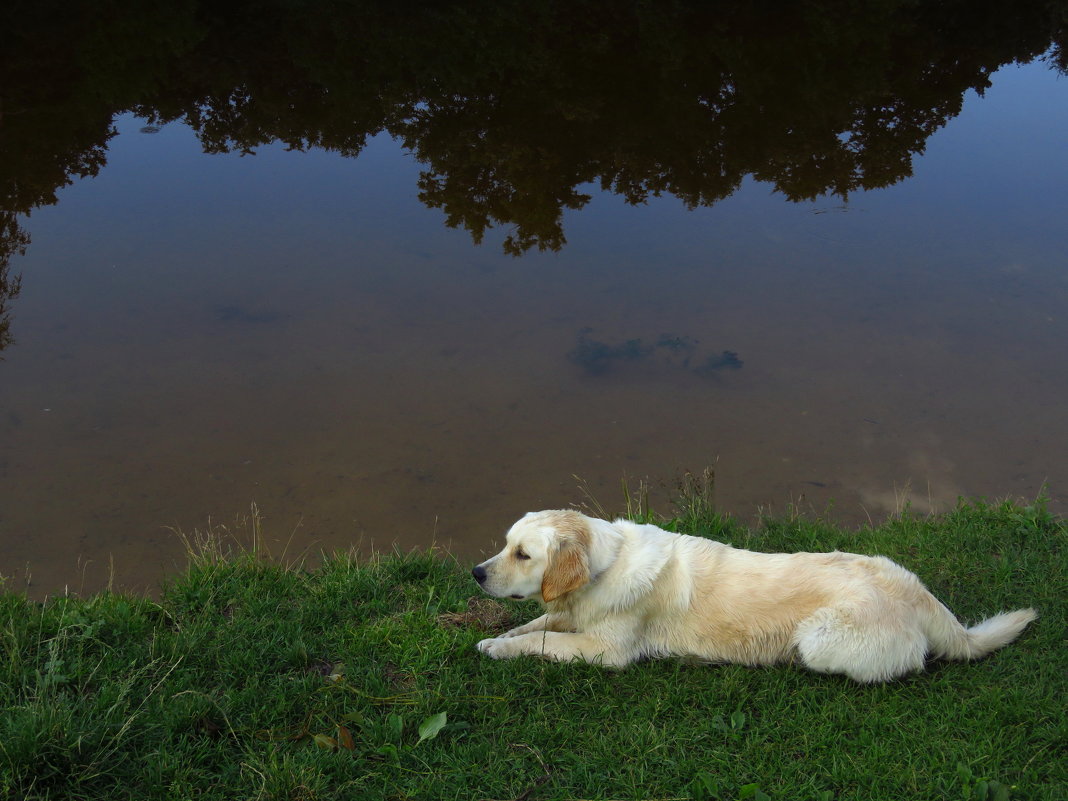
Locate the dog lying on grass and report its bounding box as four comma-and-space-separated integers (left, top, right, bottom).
471, 510, 1036, 682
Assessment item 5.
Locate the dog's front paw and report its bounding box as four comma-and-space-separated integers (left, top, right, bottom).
476, 637, 513, 659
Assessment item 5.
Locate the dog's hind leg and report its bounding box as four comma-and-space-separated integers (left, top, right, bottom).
793, 602, 928, 683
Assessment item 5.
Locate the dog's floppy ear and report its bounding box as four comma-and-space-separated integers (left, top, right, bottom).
541, 535, 590, 602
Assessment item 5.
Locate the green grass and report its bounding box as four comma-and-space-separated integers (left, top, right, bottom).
1, 493, 1065, 800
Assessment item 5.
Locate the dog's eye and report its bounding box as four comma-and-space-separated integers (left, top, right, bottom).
515, 549, 530, 560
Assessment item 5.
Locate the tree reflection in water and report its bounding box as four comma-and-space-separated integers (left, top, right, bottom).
1, 0, 1066, 348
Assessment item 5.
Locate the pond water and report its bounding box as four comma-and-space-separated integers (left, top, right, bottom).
2, 3, 1067, 596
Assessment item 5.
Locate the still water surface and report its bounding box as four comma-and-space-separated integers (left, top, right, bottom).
2, 19, 1067, 596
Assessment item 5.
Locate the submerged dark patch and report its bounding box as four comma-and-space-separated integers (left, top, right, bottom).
568, 329, 742, 378
567, 328, 649, 375
697, 351, 744, 373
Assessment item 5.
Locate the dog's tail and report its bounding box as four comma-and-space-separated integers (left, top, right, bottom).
921, 594, 1037, 661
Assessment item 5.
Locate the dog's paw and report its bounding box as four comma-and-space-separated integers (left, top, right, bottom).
476, 637, 512, 658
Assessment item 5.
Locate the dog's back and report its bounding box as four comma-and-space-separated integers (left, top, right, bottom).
599, 523, 1037, 680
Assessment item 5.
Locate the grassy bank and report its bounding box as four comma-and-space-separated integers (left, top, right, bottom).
1, 495, 1065, 800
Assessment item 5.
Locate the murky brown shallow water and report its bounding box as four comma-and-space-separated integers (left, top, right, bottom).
2, 60, 1067, 597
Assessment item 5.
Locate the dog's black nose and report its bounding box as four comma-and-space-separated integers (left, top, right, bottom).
471, 565, 487, 584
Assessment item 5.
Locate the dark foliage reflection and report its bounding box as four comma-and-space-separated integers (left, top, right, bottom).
1, 0, 1066, 349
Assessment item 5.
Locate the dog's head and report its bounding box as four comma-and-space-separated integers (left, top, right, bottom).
471, 510, 591, 603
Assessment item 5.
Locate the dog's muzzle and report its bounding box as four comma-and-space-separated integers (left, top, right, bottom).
471, 565, 487, 585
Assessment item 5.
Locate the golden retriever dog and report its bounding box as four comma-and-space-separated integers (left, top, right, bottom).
471, 510, 1037, 682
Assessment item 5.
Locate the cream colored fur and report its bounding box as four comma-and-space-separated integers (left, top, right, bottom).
472, 510, 1037, 682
